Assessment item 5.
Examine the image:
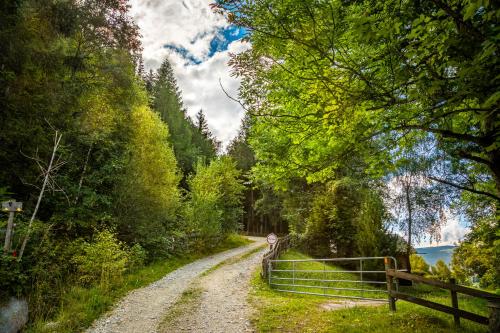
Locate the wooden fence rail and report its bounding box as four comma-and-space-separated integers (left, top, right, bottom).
385, 268, 500, 332
261, 235, 290, 279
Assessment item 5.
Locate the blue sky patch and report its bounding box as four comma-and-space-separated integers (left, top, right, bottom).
208, 26, 246, 57
164, 44, 202, 65
165, 26, 246, 65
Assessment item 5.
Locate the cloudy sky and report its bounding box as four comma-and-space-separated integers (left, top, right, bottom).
413, 213, 468, 248
129, 0, 248, 150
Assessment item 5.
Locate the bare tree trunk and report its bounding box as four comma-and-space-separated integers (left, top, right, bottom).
405, 181, 413, 273
74, 143, 93, 205
18, 131, 62, 260
248, 188, 253, 234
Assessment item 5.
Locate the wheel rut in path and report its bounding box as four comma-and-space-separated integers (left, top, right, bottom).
86, 237, 266, 333
160, 247, 267, 333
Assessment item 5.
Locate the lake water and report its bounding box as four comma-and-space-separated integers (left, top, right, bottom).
415, 245, 456, 266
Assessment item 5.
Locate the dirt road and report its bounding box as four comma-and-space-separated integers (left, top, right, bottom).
86, 237, 266, 333
160, 247, 266, 332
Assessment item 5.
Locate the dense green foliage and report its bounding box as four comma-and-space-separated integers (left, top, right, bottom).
214, 0, 499, 285
184, 157, 245, 248
114, 105, 181, 258
0, 1, 243, 329
452, 217, 500, 288
216, 0, 500, 196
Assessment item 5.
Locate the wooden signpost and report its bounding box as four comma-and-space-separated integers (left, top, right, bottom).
2, 200, 22, 253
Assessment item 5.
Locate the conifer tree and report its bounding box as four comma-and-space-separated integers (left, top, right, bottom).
150, 59, 219, 178
196, 109, 210, 137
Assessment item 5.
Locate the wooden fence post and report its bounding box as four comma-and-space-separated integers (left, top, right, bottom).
262, 258, 267, 278
384, 257, 396, 311
449, 278, 460, 327
488, 302, 500, 333
268, 261, 272, 286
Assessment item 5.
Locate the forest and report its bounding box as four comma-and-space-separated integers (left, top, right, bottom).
0, 0, 499, 331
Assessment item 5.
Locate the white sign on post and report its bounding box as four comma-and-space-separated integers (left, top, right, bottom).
266, 233, 278, 245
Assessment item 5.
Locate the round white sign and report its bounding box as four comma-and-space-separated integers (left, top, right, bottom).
266, 233, 278, 245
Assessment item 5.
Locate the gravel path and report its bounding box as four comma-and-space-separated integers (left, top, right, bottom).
86, 237, 266, 333
160, 247, 266, 333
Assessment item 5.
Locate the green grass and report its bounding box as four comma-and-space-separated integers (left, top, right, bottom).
210, 233, 253, 252
159, 285, 204, 330
26, 234, 253, 333
250, 249, 489, 333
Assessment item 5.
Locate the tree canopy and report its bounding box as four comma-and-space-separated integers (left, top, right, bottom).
214, 0, 500, 201
214, 0, 499, 281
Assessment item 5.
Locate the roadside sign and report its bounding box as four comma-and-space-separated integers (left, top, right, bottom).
266, 233, 278, 245
2, 200, 22, 212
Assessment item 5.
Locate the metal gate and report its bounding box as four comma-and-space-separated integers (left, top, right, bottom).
268, 256, 398, 301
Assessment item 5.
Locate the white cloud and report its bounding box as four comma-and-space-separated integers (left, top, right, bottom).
431, 215, 468, 247
129, 0, 228, 66
173, 41, 250, 148
129, 0, 246, 149
414, 212, 469, 248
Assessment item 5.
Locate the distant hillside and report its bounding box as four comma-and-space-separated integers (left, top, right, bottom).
416, 245, 456, 266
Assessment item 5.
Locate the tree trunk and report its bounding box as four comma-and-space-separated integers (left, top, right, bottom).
247, 188, 253, 233
74, 143, 92, 205
405, 182, 413, 273
489, 149, 500, 198
18, 131, 62, 260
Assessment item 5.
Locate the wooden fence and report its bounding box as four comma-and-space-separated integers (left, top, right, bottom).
385, 267, 500, 332
261, 235, 290, 278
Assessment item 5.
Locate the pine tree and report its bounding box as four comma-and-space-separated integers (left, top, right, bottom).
196, 109, 210, 137
150, 58, 219, 179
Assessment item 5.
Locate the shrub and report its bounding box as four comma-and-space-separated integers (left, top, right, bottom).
0, 255, 27, 300
410, 254, 430, 276
72, 230, 129, 289
127, 244, 147, 270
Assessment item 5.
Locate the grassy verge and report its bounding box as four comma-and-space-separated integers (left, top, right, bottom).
250, 249, 489, 333
27, 234, 253, 333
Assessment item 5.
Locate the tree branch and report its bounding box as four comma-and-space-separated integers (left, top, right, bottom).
399, 125, 489, 146
219, 78, 249, 112
427, 176, 500, 201
455, 150, 492, 167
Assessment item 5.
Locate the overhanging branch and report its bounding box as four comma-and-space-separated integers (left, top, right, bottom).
428, 176, 500, 201
401, 125, 487, 146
